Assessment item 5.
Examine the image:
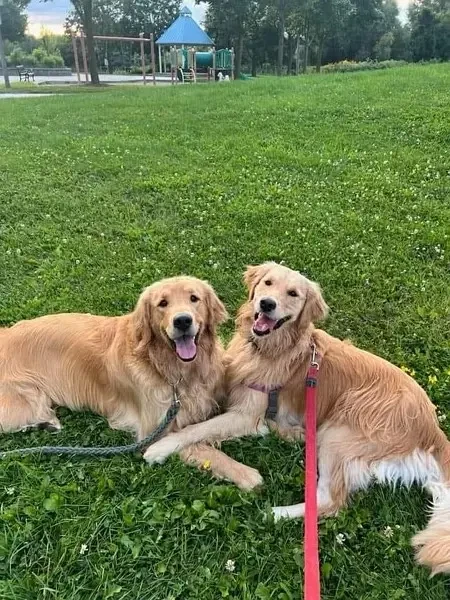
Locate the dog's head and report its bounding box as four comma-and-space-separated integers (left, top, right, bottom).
243, 262, 328, 337
134, 276, 228, 362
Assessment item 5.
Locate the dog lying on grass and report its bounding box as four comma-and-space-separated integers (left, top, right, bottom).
0, 276, 262, 489
144, 262, 450, 575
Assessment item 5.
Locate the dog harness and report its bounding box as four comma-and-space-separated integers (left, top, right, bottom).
247, 382, 282, 420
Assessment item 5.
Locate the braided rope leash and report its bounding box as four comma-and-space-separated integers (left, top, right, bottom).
0, 388, 181, 460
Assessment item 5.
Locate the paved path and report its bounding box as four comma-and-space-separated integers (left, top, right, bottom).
0, 93, 59, 99
7, 73, 172, 85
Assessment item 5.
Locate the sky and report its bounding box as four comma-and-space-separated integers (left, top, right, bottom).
26, 1, 410, 37
26, 1, 208, 36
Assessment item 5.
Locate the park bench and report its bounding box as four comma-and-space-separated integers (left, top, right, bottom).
16, 65, 35, 82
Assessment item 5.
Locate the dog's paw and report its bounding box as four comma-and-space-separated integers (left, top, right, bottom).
272, 503, 305, 521
278, 425, 305, 443
143, 436, 180, 464
235, 465, 264, 491
272, 506, 291, 522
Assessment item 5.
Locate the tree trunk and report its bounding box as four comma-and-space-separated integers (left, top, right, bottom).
277, 0, 285, 76
295, 34, 301, 75
315, 38, 323, 73
287, 34, 294, 75
83, 0, 100, 84
251, 44, 257, 77
302, 26, 309, 74
235, 30, 244, 79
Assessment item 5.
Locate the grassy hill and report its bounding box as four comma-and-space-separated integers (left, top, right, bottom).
0, 65, 449, 599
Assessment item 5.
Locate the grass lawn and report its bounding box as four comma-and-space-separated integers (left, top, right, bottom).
0, 64, 450, 599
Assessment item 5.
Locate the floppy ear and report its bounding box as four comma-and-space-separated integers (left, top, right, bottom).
204, 283, 228, 328
133, 288, 153, 352
244, 263, 272, 300
297, 280, 329, 329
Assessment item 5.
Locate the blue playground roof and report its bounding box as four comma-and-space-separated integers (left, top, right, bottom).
156, 6, 214, 46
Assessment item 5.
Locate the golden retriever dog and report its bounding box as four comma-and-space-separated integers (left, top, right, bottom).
144, 263, 450, 575
0, 276, 263, 489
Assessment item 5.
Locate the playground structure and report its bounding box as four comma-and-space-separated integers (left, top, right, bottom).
70, 32, 156, 85
167, 46, 234, 83
69, 7, 235, 85
156, 7, 235, 84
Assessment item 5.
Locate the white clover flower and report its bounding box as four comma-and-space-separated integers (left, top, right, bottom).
79, 543, 88, 555
383, 526, 394, 538
336, 533, 346, 545
225, 559, 235, 572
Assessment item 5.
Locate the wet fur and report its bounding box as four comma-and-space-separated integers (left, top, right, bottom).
144, 263, 450, 574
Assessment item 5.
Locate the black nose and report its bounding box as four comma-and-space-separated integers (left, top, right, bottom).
173, 314, 193, 332
260, 297, 276, 313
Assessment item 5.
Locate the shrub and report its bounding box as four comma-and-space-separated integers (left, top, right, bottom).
321, 59, 408, 74
32, 47, 46, 64
6, 46, 26, 66
7, 45, 66, 69
41, 53, 64, 68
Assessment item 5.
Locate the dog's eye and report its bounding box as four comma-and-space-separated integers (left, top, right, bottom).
264, 280, 272, 286
158, 299, 168, 308
190, 294, 200, 303
288, 290, 298, 297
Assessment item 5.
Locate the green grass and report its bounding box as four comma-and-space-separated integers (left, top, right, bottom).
0, 65, 450, 599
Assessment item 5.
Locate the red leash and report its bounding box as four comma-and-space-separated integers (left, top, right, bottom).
304, 344, 321, 600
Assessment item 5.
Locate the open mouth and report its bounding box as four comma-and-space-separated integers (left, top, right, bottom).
170, 333, 199, 362
252, 313, 291, 336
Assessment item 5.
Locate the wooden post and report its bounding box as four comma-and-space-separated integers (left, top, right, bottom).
80, 32, 89, 83
231, 47, 235, 80
158, 44, 162, 74
212, 47, 216, 82
71, 31, 81, 83
139, 32, 146, 85
150, 33, 156, 86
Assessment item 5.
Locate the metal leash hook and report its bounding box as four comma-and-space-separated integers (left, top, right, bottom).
0, 386, 181, 460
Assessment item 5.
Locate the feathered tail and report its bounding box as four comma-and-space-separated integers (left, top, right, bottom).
413, 441, 450, 575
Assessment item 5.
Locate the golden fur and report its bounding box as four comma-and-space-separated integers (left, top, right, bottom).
145, 263, 450, 575
0, 276, 263, 489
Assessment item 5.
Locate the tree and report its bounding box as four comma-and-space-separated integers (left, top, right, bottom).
276, 0, 287, 75
202, 0, 264, 78
119, 0, 179, 39
45, 0, 99, 83
1, 0, 29, 42
410, 0, 450, 61
373, 30, 394, 59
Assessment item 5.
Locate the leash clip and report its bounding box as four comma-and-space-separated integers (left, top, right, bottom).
310, 343, 319, 369
172, 385, 181, 407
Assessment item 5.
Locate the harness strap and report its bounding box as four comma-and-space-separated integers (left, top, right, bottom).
247, 383, 282, 420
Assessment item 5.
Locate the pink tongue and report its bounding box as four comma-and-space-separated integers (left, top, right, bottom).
253, 313, 277, 333
174, 336, 197, 360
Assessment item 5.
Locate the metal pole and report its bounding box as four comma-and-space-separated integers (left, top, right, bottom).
139, 32, 146, 85
71, 32, 81, 84
0, 3, 11, 89
80, 32, 89, 83
150, 33, 156, 86
159, 44, 162, 74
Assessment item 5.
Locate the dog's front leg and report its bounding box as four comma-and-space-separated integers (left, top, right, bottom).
180, 443, 264, 490
144, 409, 267, 465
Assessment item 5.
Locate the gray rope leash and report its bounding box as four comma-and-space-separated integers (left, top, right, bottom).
0, 392, 181, 460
